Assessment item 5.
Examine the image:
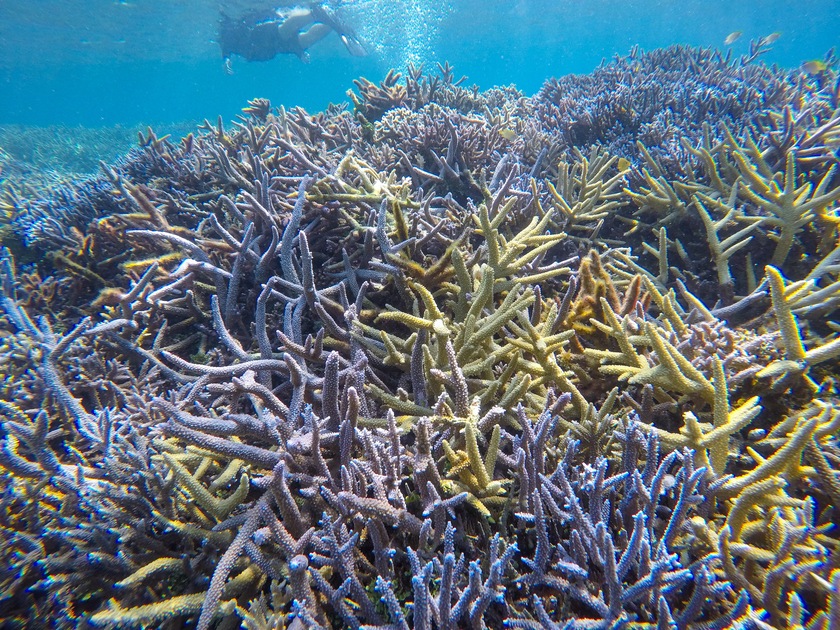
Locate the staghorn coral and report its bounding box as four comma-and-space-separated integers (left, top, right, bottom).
1, 47, 840, 630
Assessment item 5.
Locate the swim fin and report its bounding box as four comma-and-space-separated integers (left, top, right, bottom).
340, 33, 367, 57
311, 3, 367, 56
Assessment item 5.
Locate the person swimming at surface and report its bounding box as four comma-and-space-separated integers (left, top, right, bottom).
219, 2, 366, 72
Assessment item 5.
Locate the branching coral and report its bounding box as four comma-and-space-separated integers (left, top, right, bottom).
2, 47, 840, 630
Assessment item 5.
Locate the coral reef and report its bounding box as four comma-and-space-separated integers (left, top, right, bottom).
1, 45, 839, 629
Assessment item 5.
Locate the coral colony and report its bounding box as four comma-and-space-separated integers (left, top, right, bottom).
2, 43, 840, 629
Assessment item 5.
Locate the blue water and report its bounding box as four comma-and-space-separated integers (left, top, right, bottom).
0, 0, 838, 127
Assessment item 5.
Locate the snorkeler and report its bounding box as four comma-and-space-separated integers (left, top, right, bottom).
219, 2, 366, 72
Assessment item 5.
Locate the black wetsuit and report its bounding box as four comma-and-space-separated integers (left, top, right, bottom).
220, 10, 305, 62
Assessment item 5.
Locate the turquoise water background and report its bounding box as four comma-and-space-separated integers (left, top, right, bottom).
0, 0, 838, 127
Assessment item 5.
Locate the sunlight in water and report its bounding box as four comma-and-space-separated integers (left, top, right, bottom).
349, 0, 453, 70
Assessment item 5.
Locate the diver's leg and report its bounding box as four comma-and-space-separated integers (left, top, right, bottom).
298, 23, 331, 50
275, 8, 317, 60
276, 7, 315, 35
309, 3, 366, 56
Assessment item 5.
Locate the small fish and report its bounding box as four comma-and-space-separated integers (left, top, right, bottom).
617, 157, 631, 172
724, 31, 742, 45
802, 60, 827, 74
499, 128, 516, 141
763, 31, 782, 44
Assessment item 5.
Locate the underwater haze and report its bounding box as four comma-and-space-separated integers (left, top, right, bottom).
0, 0, 838, 126
3, 1, 840, 629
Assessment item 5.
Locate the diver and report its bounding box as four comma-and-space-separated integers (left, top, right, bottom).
219, 2, 367, 72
